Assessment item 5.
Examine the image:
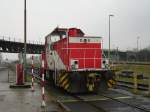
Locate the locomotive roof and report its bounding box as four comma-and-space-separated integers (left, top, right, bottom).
50, 27, 85, 36
50, 27, 67, 35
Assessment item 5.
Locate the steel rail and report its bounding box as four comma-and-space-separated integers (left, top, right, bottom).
98, 91, 150, 112
27, 68, 107, 112
117, 81, 148, 91
27, 67, 150, 112
70, 94, 107, 112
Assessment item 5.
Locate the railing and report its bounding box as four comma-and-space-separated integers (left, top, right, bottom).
0, 36, 44, 45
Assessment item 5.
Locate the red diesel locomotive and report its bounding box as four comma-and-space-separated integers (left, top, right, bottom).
44, 27, 116, 93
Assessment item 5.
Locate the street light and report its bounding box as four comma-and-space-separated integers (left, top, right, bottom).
24, 0, 27, 81
108, 14, 114, 64
137, 36, 140, 52
136, 36, 140, 62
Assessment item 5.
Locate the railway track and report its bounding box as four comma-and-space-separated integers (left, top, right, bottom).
117, 80, 149, 91
69, 89, 150, 112
98, 91, 150, 112
27, 68, 150, 112
70, 94, 107, 112
27, 68, 107, 111
63, 91, 150, 112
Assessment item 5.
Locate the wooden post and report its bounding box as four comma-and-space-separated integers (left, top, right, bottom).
116, 73, 119, 86
133, 73, 137, 94
148, 76, 150, 96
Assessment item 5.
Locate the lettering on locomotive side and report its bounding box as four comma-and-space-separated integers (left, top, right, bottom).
69, 37, 102, 43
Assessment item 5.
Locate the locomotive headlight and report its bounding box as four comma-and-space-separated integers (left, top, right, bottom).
71, 60, 79, 70
103, 60, 106, 64
102, 59, 109, 69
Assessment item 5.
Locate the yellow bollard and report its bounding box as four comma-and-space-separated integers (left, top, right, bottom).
133, 73, 137, 94
148, 76, 150, 96
116, 73, 119, 81
115, 74, 118, 87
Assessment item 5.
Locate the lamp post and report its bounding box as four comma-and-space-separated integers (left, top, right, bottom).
137, 36, 140, 52
24, 0, 27, 81
108, 14, 114, 64
136, 36, 140, 62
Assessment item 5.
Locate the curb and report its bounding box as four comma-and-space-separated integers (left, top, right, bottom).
9, 84, 31, 88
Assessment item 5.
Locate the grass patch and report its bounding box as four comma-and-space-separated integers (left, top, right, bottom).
144, 94, 150, 98
114, 64, 150, 77
114, 64, 150, 85
113, 63, 150, 96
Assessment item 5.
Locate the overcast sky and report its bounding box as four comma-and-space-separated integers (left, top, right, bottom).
0, 0, 150, 60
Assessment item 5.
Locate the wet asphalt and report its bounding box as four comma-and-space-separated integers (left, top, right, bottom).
51, 83, 150, 112
0, 68, 62, 112
62, 90, 150, 112
1, 67, 150, 112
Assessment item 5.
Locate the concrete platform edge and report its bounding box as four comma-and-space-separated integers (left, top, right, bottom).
9, 84, 31, 88
56, 100, 71, 112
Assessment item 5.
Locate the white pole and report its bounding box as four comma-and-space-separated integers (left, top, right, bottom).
31, 55, 34, 92
41, 53, 46, 108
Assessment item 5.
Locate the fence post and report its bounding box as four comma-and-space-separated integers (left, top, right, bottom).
148, 76, 150, 96
116, 73, 119, 83
133, 73, 137, 94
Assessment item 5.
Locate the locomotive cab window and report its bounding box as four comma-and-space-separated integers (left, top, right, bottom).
84, 39, 87, 43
